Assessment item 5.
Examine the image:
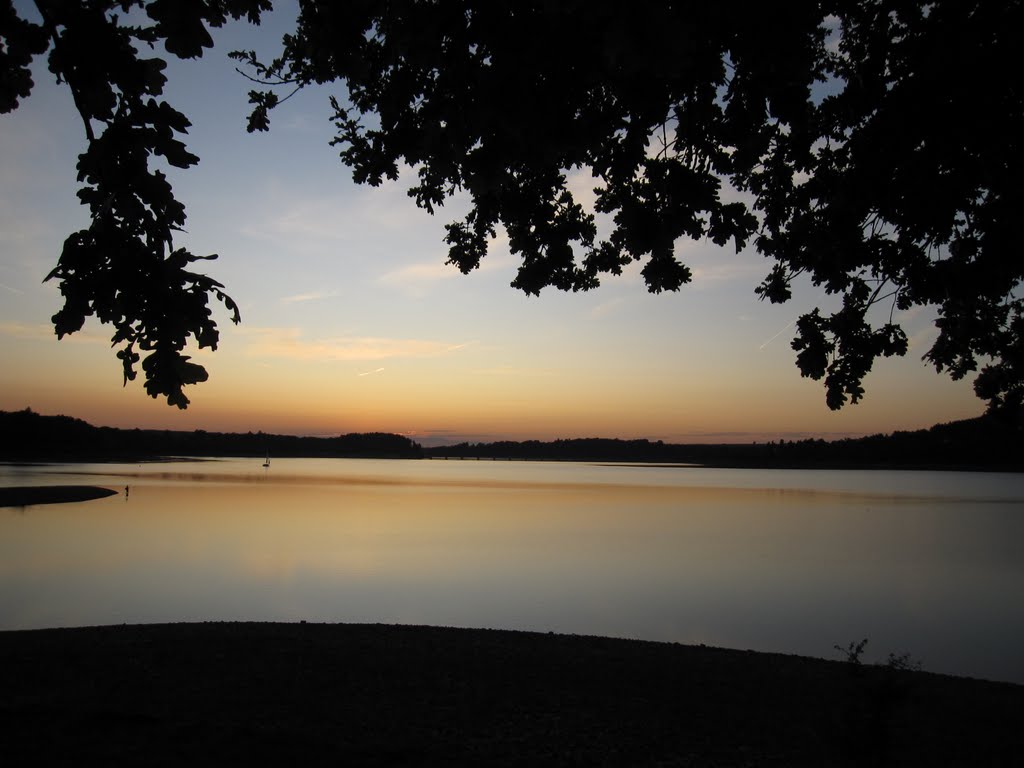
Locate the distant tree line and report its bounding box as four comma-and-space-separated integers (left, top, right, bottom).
0, 408, 422, 461
424, 418, 1022, 470
2, 408, 1019, 469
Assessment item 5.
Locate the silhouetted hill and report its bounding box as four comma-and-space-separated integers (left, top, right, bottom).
0, 409, 422, 461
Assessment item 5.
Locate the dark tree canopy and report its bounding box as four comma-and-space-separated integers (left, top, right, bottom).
1, 0, 272, 407
3, 1, 1022, 412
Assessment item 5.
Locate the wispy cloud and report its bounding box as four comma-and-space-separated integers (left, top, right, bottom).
239, 197, 350, 242
473, 365, 555, 378
690, 260, 765, 285
378, 244, 517, 296
907, 324, 939, 355
241, 164, 455, 248
590, 297, 627, 318
239, 327, 470, 362
358, 367, 385, 377
378, 261, 459, 288
0, 322, 106, 344
279, 290, 341, 304
0, 282, 23, 294
0, 322, 52, 340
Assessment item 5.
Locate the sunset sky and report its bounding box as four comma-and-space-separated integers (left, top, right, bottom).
0, 3, 984, 445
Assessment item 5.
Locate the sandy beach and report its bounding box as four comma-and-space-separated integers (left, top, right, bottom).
2, 621, 1021, 766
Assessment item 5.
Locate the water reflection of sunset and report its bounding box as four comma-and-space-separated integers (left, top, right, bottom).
3, 460, 1022, 683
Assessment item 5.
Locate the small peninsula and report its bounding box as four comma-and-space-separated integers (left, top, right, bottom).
0, 485, 119, 508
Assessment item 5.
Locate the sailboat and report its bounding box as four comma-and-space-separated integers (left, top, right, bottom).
262, 450, 271, 468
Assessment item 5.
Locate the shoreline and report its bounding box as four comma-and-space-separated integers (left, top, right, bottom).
3, 456, 1021, 473
2, 621, 1021, 765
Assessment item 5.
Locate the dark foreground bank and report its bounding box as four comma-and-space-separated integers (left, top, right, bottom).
1, 623, 1021, 766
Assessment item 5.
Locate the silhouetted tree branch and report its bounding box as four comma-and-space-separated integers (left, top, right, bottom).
3, 1, 1022, 413
243, 0, 1023, 413
2, 0, 270, 408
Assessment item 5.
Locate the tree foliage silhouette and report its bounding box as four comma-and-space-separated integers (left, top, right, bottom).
3, 1, 1022, 412
1, 0, 270, 408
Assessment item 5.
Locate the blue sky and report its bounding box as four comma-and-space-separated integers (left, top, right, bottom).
0, 2, 984, 444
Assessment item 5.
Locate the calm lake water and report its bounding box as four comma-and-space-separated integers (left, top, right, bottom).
2, 458, 1023, 684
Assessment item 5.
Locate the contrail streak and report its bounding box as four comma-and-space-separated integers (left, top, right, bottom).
759, 320, 795, 350
760, 292, 827, 350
